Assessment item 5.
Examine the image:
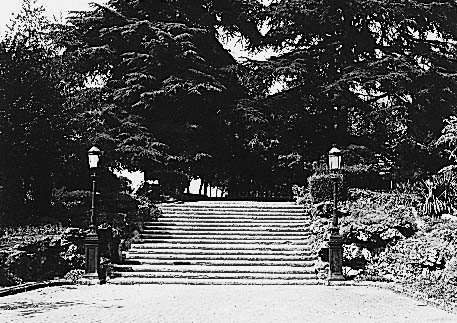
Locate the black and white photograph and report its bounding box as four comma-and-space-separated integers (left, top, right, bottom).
1, 0, 457, 322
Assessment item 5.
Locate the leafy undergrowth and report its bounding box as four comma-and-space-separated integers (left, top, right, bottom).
306, 188, 457, 308
0, 188, 158, 287
0, 225, 65, 249
0, 225, 84, 287
365, 220, 457, 308
308, 189, 418, 262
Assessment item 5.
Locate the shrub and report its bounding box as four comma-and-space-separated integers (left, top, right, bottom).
419, 169, 457, 218
63, 269, 84, 284
308, 172, 348, 203
292, 184, 313, 205
341, 144, 378, 166
291, 184, 306, 198
343, 164, 388, 190
3, 235, 81, 283
52, 189, 91, 226
367, 220, 457, 306
51, 183, 154, 268
0, 224, 65, 246
0, 266, 22, 286
309, 188, 419, 279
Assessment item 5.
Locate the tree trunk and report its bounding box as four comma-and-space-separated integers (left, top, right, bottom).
199, 180, 203, 195
32, 167, 52, 221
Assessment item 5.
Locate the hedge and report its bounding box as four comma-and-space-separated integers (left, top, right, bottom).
344, 164, 389, 190
308, 172, 348, 203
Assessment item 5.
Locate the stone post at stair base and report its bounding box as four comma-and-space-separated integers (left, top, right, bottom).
328, 231, 344, 281
84, 232, 100, 279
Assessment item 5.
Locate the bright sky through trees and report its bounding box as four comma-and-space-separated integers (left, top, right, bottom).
0, 0, 274, 62
0, 0, 103, 32
0, 0, 268, 189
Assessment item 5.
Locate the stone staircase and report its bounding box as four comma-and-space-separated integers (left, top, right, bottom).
110, 201, 318, 284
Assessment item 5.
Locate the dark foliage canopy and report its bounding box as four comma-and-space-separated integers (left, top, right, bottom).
63, 0, 261, 180
4, 0, 457, 224
237, 0, 457, 179
0, 0, 88, 222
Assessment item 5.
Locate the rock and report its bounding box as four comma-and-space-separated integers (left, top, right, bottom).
343, 244, 368, 270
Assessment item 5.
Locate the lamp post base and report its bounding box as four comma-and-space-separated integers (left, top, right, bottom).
328, 230, 344, 281
84, 231, 99, 279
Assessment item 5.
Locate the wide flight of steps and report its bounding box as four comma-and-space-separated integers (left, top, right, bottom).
110, 201, 318, 285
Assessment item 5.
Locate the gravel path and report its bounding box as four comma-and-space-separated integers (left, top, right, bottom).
0, 284, 456, 323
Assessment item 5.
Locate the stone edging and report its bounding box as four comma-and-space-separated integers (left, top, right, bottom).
0, 280, 72, 298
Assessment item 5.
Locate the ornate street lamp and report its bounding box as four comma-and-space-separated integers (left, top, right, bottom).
84, 146, 101, 278
328, 146, 344, 281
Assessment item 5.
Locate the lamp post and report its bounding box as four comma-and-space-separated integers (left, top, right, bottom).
328, 146, 344, 281
84, 146, 101, 278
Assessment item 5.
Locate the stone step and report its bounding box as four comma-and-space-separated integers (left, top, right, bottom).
152, 219, 308, 224
113, 272, 316, 280
122, 258, 315, 267
127, 248, 313, 256
147, 223, 309, 229
160, 203, 301, 209
113, 264, 316, 273
109, 277, 320, 285
158, 204, 304, 212
154, 221, 309, 226
162, 210, 306, 218
149, 221, 308, 228
158, 213, 306, 218
125, 253, 315, 261
160, 205, 301, 209
138, 237, 310, 244
111, 201, 317, 285
140, 232, 310, 238
160, 213, 305, 218
129, 243, 312, 250
139, 232, 310, 238
144, 223, 309, 229
142, 228, 309, 234
132, 243, 312, 250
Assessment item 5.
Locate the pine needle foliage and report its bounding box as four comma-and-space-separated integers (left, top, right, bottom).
63, 0, 259, 182
236, 0, 457, 178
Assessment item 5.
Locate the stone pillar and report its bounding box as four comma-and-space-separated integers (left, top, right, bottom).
328, 230, 344, 281
84, 232, 99, 278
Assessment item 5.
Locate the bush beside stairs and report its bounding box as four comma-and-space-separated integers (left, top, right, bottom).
110, 201, 318, 285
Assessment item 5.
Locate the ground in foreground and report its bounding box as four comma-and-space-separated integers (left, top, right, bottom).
1, 284, 456, 323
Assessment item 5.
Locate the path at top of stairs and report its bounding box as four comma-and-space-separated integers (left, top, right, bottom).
110, 201, 318, 285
